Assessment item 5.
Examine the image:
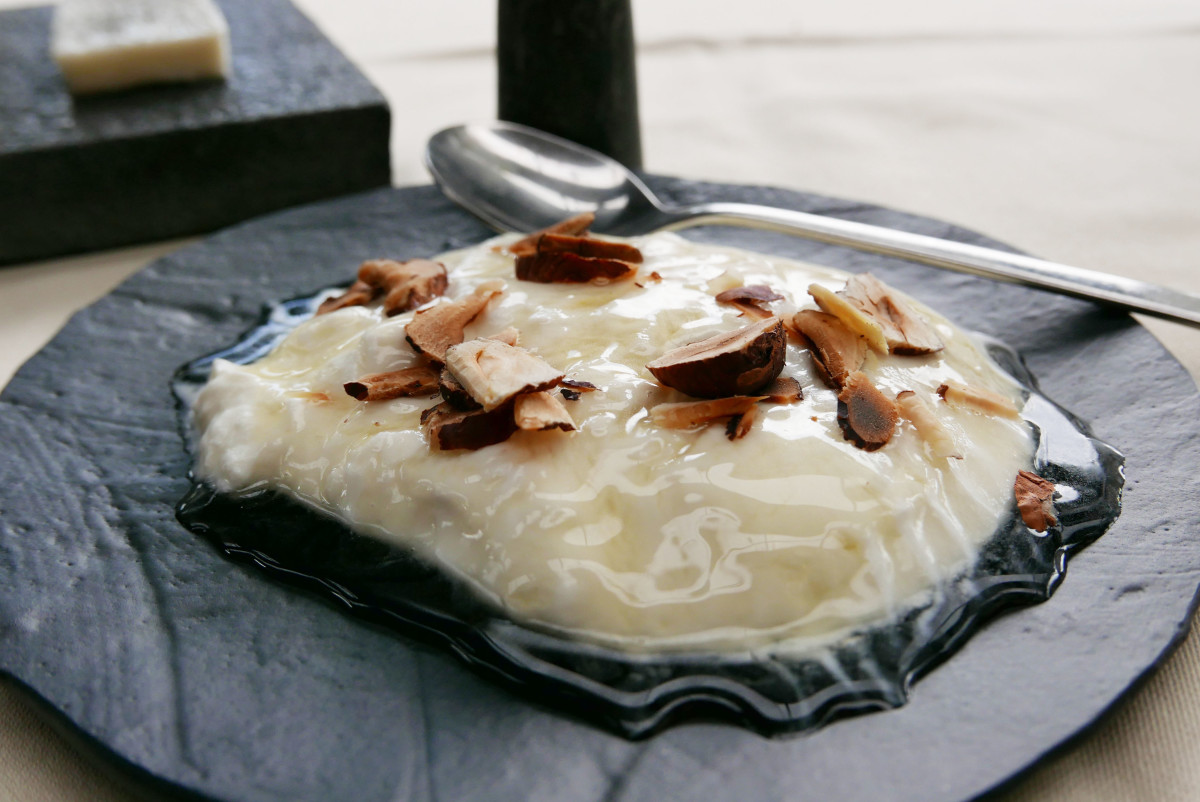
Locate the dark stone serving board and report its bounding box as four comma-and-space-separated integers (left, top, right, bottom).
0, 0, 390, 266
1, 180, 1198, 802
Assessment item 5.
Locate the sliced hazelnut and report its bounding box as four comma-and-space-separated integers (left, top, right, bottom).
841, 274, 943, 355
505, 212, 595, 257
808, 283, 888, 354
560, 379, 598, 402
514, 391, 577, 431
317, 280, 379, 315
515, 249, 638, 284
937, 379, 1020, 418
716, 284, 785, 320
358, 258, 449, 316
646, 318, 785, 399
533, 233, 644, 264
405, 280, 504, 364
761, 376, 803, 404
561, 378, 599, 392
792, 309, 867, 390
344, 365, 441, 402
650, 396, 765, 429
837, 372, 898, 451
1014, 470, 1057, 531
443, 339, 564, 411
486, 327, 521, 347
895, 389, 962, 459
725, 403, 759, 440
438, 368, 480, 410
423, 402, 518, 451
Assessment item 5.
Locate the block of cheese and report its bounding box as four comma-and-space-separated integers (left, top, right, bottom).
52, 0, 231, 95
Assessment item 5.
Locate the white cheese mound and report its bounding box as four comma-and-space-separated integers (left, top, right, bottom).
191, 233, 1035, 654
52, 0, 231, 95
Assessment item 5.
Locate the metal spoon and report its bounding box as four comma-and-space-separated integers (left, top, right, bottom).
426, 121, 1200, 326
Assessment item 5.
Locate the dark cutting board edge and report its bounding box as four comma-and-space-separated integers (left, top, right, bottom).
1, 180, 1198, 802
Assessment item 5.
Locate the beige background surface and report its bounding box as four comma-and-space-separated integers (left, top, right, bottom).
2, 1, 1199, 799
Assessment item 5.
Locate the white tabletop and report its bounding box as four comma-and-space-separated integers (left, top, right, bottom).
3, 1, 1200, 799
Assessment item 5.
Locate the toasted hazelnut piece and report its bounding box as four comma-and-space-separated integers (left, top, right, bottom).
438, 369, 480, 410
443, 339, 564, 411
761, 376, 803, 404
405, 281, 504, 364
895, 389, 962, 459
560, 379, 598, 402
317, 280, 379, 315
516, 249, 638, 284
792, 309, 867, 390
837, 372, 898, 451
505, 212, 595, 257
1014, 470, 1058, 531
358, 258, 449, 316
487, 327, 521, 346
841, 274, 943, 355
423, 402, 518, 451
937, 379, 1020, 418
561, 378, 599, 392
534, 233, 644, 264
646, 318, 785, 399
808, 283, 888, 354
650, 396, 765, 429
716, 284, 785, 321
344, 365, 441, 402
514, 391, 577, 431
725, 403, 759, 440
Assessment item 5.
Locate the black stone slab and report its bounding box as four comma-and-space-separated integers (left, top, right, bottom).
1, 181, 1198, 802
0, 0, 390, 266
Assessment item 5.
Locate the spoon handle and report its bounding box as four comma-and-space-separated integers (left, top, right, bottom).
669, 201, 1200, 326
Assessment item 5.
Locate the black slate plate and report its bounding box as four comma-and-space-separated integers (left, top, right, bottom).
1, 181, 1198, 802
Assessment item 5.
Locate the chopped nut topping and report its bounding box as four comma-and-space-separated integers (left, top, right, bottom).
515, 241, 640, 284
650, 396, 765, 429
1014, 470, 1057, 531
716, 284, 785, 320
761, 376, 803, 404
808, 283, 888, 354
534, 234, 644, 263
646, 271, 663, 283
514, 391, 577, 431
443, 339, 564, 411
646, 318, 785, 399
486, 327, 520, 346
937, 380, 1020, 418
837, 372, 898, 451
841, 274, 943, 355
560, 378, 599, 401
438, 368, 480, 410
505, 212, 595, 257
725, 403, 759, 440
895, 389, 962, 459
344, 365, 441, 402
792, 309, 867, 389
317, 280, 378, 315
358, 258, 449, 316
423, 402, 518, 451
404, 281, 504, 364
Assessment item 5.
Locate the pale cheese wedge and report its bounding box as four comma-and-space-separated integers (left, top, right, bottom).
52, 0, 231, 95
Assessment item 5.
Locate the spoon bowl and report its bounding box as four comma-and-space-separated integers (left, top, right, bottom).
426, 121, 1200, 326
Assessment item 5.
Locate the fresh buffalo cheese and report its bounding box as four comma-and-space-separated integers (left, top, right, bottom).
52, 0, 231, 95
190, 233, 1035, 654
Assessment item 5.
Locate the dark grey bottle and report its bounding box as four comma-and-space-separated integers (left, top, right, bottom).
498, 0, 643, 169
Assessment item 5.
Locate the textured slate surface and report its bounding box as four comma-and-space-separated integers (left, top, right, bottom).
0, 180, 1198, 802
0, 0, 390, 266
